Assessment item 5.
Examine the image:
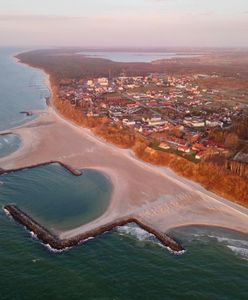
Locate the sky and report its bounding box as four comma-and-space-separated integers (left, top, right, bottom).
0, 0, 248, 48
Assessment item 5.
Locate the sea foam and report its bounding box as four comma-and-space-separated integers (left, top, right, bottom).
227, 245, 248, 260
117, 223, 185, 255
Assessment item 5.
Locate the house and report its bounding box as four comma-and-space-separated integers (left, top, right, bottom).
87, 80, 94, 87
206, 120, 221, 127
159, 142, 170, 150
97, 77, 109, 86
195, 151, 206, 160
177, 145, 190, 153
192, 143, 207, 151
122, 119, 136, 126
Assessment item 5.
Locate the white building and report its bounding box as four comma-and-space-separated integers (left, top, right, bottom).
97, 77, 109, 86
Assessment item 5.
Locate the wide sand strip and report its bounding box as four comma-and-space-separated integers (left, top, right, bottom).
1, 106, 248, 241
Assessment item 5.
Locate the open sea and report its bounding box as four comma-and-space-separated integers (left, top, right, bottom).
0, 47, 248, 300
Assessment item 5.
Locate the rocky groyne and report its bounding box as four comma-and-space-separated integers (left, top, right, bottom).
0, 132, 12, 136
0, 161, 82, 176
20, 111, 33, 116
4, 205, 184, 253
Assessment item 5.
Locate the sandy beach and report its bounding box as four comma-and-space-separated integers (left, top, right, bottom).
1, 86, 248, 241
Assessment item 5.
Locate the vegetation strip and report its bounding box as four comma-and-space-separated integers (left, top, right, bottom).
0, 161, 82, 176
4, 205, 184, 253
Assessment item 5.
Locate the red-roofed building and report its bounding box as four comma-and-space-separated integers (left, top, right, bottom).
195, 151, 206, 160
177, 145, 190, 153
192, 143, 207, 151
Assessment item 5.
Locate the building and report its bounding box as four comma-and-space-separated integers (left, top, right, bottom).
195, 151, 206, 160
159, 142, 170, 150
98, 77, 109, 86
178, 145, 191, 153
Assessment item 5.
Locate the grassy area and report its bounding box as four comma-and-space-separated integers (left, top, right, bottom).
103, 92, 122, 97
152, 145, 199, 163
126, 85, 167, 94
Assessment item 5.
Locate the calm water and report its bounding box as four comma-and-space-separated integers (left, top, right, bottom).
0, 165, 112, 232
0, 134, 21, 158
0, 47, 248, 300
80, 51, 200, 63
0, 47, 49, 157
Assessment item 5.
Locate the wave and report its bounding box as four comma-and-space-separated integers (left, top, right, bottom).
117, 223, 185, 255
227, 246, 248, 260
44, 243, 71, 253
3, 207, 11, 216
208, 235, 248, 248
30, 231, 38, 239
189, 231, 248, 260
117, 224, 155, 242
44, 237, 94, 253
41, 235, 94, 253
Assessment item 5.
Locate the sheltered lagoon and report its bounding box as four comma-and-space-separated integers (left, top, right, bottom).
0, 164, 112, 232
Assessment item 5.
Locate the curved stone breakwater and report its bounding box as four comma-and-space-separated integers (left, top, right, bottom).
0, 161, 82, 176
4, 205, 184, 253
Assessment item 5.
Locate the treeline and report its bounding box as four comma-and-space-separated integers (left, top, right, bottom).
225, 160, 248, 178
209, 117, 248, 149
133, 144, 248, 205
205, 155, 248, 179
17, 49, 248, 84
17, 50, 160, 83
52, 87, 248, 207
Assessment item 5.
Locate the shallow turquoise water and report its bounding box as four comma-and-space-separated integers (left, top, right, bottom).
0, 134, 21, 158
0, 47, 248, 300
0, 164, 112, 232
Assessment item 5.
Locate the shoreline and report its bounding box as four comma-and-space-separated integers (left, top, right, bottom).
1, 55, 248, 251
41, 62, 247, 207
4, 204, 184, 253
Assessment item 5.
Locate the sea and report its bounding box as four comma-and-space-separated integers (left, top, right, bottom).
0, 47, 248, 300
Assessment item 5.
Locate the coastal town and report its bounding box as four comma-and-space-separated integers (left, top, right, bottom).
56, 73, 247, 164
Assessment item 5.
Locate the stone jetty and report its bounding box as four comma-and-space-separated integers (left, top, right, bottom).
0, 132, 12, 136
20, 111, 33, 116
4, 205, 184, 253
0, 161, 82, 177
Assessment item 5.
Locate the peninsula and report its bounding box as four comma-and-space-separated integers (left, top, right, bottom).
1, 48, 248, 251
